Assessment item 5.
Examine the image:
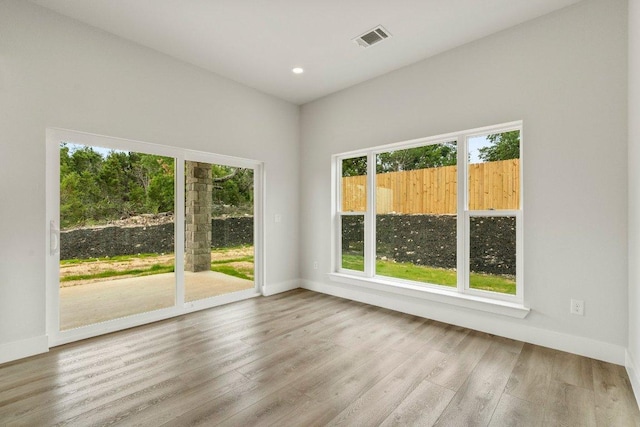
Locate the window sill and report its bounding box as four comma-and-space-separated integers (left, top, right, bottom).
327, 273, 530, 319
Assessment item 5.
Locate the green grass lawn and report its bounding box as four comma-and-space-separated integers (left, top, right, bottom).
341, 254, 515, 295
61, 263, 174, 282
60, 252, 167, 265
209, 265, 252, 280
62, 250, 513, 295
210, 255, 255, 280
61, 248, 254, 283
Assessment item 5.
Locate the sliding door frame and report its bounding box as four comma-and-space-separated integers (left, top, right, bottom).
46, 128, 264, 347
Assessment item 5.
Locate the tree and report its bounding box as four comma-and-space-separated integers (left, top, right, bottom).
59, 144, 178, 226
341, 143, 457, 177
98, 151, 135, 218
58, 143, 256, 227
147, 172, 174, 213
478, 131, 520, 162
210, 165, 253, 213
68, 145, 103, 175
144, 156, 174, 213
60, 173, 86, 227
377, 143, 457, 173
341, 156, 368, 177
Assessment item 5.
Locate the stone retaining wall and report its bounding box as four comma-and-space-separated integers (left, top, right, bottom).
61, 216, 254, 260
62, 214, 515, 276
342, 214, 515, 276
211, 217, 254, 249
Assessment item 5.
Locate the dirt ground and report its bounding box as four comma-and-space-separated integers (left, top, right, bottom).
60, 247, 253, 287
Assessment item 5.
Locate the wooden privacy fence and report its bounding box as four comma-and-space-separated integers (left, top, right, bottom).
342, 159, 520, 214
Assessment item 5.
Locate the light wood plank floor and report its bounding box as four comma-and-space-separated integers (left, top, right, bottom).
1, 289, 639, 426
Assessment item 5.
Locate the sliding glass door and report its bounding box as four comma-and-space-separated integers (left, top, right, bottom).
46, 129, 263, 345
184, 161, 255, 303
58, 144, 177, 330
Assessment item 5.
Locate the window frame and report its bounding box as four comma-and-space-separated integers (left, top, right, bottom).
332, 121, 524, 306
335, 154, 371, 277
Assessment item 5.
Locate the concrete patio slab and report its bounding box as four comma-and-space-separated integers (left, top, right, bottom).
60, 271, 254, 330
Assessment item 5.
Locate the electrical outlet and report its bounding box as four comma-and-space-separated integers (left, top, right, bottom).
274, 214, 282, 223
313, 261, 318, 270
570, 299, 584, 316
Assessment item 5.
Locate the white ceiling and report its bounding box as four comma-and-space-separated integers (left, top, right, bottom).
31, 0, 581, 105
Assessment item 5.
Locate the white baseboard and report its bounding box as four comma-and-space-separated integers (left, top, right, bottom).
0, 335, 49, 365
626, 351, 640, 410
263, 279, 300, 296
301, 279, 626, 365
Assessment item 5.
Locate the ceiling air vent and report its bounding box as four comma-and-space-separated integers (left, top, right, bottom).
353, 26, 391, 48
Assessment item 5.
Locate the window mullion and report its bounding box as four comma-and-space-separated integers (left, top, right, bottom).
365, 152, 376, 277
175, 155, 185, 307
516, 209, 524, 302
457, 135, 466, 293
334, 157, 342, 273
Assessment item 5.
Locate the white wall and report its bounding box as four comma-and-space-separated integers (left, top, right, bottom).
628, 0, 640, 398
301, 0, 628, 363
0, 0, 300, 362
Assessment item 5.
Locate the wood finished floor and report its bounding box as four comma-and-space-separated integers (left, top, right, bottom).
1, 289, 639, 426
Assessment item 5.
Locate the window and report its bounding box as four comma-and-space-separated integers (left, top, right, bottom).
334, 122, 523, 304
339, 156, 367, 273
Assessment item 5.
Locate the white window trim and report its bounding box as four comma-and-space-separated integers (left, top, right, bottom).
332, 121, 528, 317
327, 272, 529, 318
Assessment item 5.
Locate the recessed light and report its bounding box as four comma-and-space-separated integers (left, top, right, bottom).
292, 67, 304, 74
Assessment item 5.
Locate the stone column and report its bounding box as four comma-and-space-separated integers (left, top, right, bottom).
185, 161, 212, 272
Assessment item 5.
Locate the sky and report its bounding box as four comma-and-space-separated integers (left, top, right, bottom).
63, 142, 125, 157
468, 135, 489, 164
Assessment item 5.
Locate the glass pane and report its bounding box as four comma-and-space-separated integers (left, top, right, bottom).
341, 156, 367, 212
184, 161, 255, 302
375, 142, 457, 287
468, 130, 520, 210
469, 216, 516, 295
59, 143, 175, 330
341, 215, 365, 272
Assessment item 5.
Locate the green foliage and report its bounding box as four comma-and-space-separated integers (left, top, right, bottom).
478, 131, 520, 162
147, 173, 174, 213
59, 144, 255, 227
210, 165, 254, 217
342, 156, 367, 177
341, 143, 458, 177
342, 132, 519, 178
59, 143, 175, 227
377, 143, 457, 173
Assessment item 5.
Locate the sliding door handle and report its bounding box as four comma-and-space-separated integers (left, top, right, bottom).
50, 220, 59, 256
